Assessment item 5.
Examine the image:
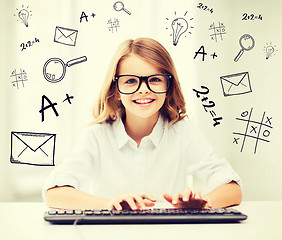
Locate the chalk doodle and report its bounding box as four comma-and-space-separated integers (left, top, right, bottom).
263, 42, 278, 60
63, 94, 74, 104
197, 2, 214, 13
10, 131, 56, 166
234, 34, 255, 62
10, 69, 28, 89
193, 86, 223, 127
242, 13, 262, 21
79, 11, 96, 23
193, 45, 218, 61
209, 22, 226, 42
39, 94, 74, 122
54, 26, 78, 46
14, 5, 32, 27
220, 72, 252, 97
43, 56, 87, 83
113, 1, 131, 15
233, 108, 272, 154
166, 11, 194, 46
20, 37, 39, 51
108, 18, 120, 33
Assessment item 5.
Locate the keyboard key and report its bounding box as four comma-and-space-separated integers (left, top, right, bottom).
66, 210, 74, 215
74, 209, 83, 215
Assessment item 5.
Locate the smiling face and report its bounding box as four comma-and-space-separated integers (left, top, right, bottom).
116, 54, 167, 121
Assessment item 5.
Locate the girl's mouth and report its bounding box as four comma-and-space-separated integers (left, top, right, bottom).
133, 98, 156, 105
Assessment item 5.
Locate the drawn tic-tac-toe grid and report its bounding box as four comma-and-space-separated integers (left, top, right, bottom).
209, 22, 226, 42
233, 108, 273, 154
10, 69, 28, 89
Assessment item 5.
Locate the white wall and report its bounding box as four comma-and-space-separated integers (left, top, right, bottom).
0, 0, 281, 201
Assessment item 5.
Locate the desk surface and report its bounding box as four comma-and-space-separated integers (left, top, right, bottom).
1, 201, 281, 240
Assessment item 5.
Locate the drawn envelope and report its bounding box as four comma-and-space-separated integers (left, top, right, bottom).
54, 26, 78, 46
220, 72, 252, 97
10, 132, 56, 166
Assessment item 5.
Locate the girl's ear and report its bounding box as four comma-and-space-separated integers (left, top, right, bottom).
115, 91, 121, 100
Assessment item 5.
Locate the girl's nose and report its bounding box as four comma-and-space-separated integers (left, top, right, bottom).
138, 81, 150, 94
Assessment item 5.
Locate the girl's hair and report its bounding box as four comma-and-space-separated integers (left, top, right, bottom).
92, 37, 187, 126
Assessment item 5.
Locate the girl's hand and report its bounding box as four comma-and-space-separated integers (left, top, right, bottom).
108, 193, 156, 211
163, 188, 212, 209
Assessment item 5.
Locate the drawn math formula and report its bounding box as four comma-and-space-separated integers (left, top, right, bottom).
193, 86, 223, 127
233, 108, 272, 154
20, 37, 39, 51
242, 13, 262, 21
197, 2, 214, 14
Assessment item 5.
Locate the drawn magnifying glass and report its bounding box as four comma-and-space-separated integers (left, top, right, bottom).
113, 1, 131, 15
43, 56, 87, 83
234, 34, 255, 62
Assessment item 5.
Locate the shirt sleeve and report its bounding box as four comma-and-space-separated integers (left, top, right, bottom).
41, 126, 100, 200
182, 121, 242, 192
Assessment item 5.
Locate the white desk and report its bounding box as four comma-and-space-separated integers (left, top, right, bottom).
1, 201, 281, 240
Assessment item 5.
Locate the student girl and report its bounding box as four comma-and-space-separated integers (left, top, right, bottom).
43, 37, 242, 211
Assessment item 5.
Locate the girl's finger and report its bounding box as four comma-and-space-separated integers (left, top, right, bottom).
141, 193, 156, 202
133, 195, 146, 210
124, 197, 138, 210
202, 196, 212, 208
113, 200, 123, 211
163, 193, 173, 203
172, 192, 182, 205
194, 189, 202, 200
143, 199, 156, 207
183, 188, 193, 202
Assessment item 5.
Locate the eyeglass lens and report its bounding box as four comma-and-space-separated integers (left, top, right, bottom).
117, 75, 170, 94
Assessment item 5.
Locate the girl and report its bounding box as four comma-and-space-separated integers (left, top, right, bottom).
43, 38, 242, 211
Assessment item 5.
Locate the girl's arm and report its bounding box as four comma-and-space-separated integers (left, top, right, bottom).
203, 181, 242, 208
46, 186, 110, 210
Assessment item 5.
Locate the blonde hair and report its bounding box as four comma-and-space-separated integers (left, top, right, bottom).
92, 37, 187, 126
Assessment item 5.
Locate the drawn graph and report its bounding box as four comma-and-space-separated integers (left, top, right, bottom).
209, 22, 226, 42
10, 69, 28, 89
233, 108, 272, 154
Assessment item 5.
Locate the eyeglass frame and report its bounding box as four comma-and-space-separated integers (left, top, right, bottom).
113, 74, 173, 95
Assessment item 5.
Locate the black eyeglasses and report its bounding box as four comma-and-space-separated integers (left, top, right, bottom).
114, 74, 172, 95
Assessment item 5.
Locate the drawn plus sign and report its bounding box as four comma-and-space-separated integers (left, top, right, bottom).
63, 93, 74, 104
91, 13, 96, 18
211, 52, 218, 59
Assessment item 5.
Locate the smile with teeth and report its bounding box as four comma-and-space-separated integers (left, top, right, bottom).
133, 98, 155, 104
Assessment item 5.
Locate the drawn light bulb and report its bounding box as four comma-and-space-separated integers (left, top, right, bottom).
265, 45, 274, 59
171, 18, 188, 46
18, 9, 29, 27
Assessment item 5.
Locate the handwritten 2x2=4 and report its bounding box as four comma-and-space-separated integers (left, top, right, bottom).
193, 86, 223, 127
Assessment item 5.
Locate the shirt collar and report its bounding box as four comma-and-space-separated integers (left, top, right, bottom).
112, 115, 167, 150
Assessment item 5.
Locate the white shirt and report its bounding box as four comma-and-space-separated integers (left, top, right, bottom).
42, 116, 241, 202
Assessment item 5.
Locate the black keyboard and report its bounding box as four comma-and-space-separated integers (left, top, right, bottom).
44, 208, 247, 224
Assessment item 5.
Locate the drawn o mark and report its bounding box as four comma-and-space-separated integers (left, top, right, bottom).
241, 111, 248, 118
263, 130, 270, 137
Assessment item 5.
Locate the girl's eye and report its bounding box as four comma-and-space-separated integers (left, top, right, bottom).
125, 78, 138, 84
149, 77, 162, 83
